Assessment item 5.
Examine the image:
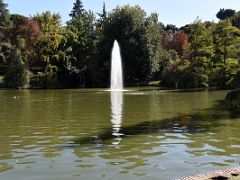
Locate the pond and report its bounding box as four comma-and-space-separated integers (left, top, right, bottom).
0, 88, 239, 180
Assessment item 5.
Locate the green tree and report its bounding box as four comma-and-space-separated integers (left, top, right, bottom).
0, 0, 10, 28
164, 60, 192, 89
66, 0, 96, 87
0, 0, 11, 76
69, 0, 84, 19
33, 11, 63, 88
101, 5, 150, 84
96, 2, 107, 34
164, 24, 178, 33
230, 11, 240, 28
145, 13, 163, 80
98, 2, 107, 20
0, 42, 11, 76
187, 19, 214, 60
212, 20, 240, 64
210, 20, 240, 88
183, 19, 214, 87
216, 8, 235, 20
4, 38, 30, 88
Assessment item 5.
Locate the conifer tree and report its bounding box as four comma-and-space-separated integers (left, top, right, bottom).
69, 0, 84, 19
0, 0, 10, 27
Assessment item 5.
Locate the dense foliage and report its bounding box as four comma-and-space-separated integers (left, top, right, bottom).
0, 0, 240, 89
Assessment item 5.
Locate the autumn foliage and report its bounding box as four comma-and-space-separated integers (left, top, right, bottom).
162, 31, 189, 56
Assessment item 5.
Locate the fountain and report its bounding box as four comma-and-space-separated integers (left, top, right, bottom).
111, 40, 123, 91
110, 40, 124, 144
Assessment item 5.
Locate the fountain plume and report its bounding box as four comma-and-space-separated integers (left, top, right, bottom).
111, 40, 123, 91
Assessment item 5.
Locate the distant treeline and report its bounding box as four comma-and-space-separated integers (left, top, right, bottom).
0, 0, 240, 89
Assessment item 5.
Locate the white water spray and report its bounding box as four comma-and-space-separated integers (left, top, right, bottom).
111, 40, 123, 91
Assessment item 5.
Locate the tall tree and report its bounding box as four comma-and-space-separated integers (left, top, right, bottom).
184, 19, 214, 88
33, 11, 63, 88
230, 11, 240, 28
213, 20, 240, 64
216, 8, 235, 20
69, 0, 84, 19
164, 24, 178, 33
210, 20, 240, 88
187, 19, 214, 60
7, 16, 42, 60
66, 0, 97, 87
162, 31, 189, 57
145, 13, 163, 79
98, 2, 107, 20
171, 31, 189, 57
0, 0, 10, 27
4, 38, 30, 88
96, 2, 108, 38
101, 5, 150, 84
0, 0, 11, 76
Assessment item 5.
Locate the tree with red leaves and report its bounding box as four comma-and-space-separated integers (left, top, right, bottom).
7, 16, 42, 56
171, 31, 189, 56
162, 31, 189, 57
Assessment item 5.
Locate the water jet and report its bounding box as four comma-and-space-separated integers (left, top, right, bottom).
110, 40, 123, 91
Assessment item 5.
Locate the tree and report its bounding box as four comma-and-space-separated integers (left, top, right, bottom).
66, 0, 96, 87
101, 5, 150, 84
212, 20, 240, 64
94, 2, 109, 86
162, 31, 189, 57
4, 38, 30, 88
182, 19, 214, 87
4, 16, 42, 87
7, 16, 42, 61
145, 13, 163, 79
171, 31, 189, 57
187, 19, 214, 60
69, 0, 84, 19
0, 0, 10, 28
0, 41, 11, 75
32, 11, 63, 88
96, 2, 108, 41
216, 8, 235, 20
0, 0, 11, 76
33, 11, 63, 71
162, 58, 192, 89
164, 24, 178, 33
210, 20, 240, 88
230, 11, 240, 28
209, 59, 240, 88
98, 2, 107, 20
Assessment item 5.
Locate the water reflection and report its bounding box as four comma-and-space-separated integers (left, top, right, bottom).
1, 90, 240, 179
111, 91, 123, 145
74, 101, 240, 145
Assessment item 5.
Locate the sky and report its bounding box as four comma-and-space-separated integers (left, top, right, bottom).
4, 0, 240, 27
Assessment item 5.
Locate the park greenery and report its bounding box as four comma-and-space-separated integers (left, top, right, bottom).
0, 0, 240, 89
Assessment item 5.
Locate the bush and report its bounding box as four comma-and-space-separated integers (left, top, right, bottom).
30, 72, 59, 89
209, 59, 240, 89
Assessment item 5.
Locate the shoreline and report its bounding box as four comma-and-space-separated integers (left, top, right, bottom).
176, 167, 240, 180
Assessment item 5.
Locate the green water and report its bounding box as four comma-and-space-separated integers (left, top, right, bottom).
0, 89, 239, 180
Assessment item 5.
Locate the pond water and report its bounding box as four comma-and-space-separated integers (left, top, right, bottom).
0, 88, 239, 180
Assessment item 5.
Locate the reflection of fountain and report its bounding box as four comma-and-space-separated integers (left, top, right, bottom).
111, 91, 123, 145
111, 40, 123, 91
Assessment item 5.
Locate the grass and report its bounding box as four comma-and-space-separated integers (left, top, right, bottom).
148, 81, 160, 86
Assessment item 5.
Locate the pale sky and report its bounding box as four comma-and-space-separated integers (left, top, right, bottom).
4, 0, 240, 27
